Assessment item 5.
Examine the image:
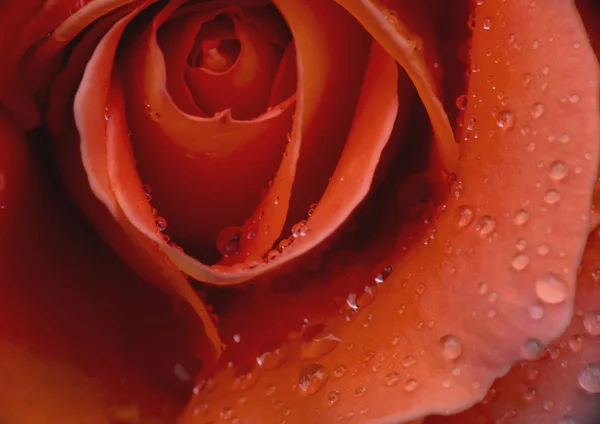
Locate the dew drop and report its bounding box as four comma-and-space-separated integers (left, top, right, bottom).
531, 102, 546, 119
220, 406, 235, 420
404, 379, 420, 392
578, 363, 600, 393
440, 335, 463, 360
265, 383, 277, 396
216, 226, 242, 256
522, 338, 544, 360
536, 273, 569, 304
354, 386, 367, 397
475, 216, 496, 237
496, 110, 515, 129
455, 94, 468, 110
401, 355, 418, 368
256, 348, 286, 369
307, 203, 318, 217
374, 265, 394, 284
454, 205, 475, 228
155, 216, 167, 232
537, 243, 550, 256
291, 220, 308, 238
523, 387, 537, 402
543, 189, 561, 205
528, 304, 544, 320
543, 400, 554, 412
301, 330, 342, 359
582, 310, 600, 335
482, 17, 492, 30
298, 363, 328, 395
383, 371, 401, 387
510, 253, 530, 271
568, 334, 584, 353
568, 94, 580, 104
327, 390, 341, 406
332, 365, 347, 378
549, 161, 567, 181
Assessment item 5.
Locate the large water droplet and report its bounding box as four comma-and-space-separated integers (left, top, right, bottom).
583, 310, 600, 336
536, 273, 569, 304
301, 329, 342, 359
578, 363, 600, 393
298, 363, 328, 395
440, 335, 463, 360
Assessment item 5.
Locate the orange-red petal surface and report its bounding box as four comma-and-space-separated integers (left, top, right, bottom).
180, 0, 599, 422
425, 229, 600, 424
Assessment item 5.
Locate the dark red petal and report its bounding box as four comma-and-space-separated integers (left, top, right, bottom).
180, 0, 599, 422
425, 229, 600, 424
0, 108, 179, 423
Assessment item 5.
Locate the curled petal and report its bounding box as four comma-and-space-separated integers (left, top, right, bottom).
181, 0, 599, 422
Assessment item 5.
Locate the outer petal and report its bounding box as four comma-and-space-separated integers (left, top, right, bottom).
180, 0, 599, 422
425, 229, 600, 424
0, 109, 179, 423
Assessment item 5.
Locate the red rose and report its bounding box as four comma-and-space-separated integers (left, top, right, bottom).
0, 0, 598, 423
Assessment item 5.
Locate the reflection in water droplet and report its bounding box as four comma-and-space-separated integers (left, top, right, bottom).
327, 390, 340, 406
536, 273, 569, 304
298, 363, 328, 395
440, 335, 463, 360
454, 205, 475, 228
578, 363, 600, 393
476, 216, 496, 237
583, 310, 600, 336
404, 379, 419, 392
522, 338, 544, 360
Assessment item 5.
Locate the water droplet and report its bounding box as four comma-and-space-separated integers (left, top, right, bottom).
301, 330, 342, 359
307, 203, 318, 217
497, 110, 515, 129
298, 363, 328, 395
543, 400, 554, 412
549, 161, 567, 181
332, 365, 347, 378
345, 293, 358, 311
404, 379, 419, 392
256, 348, 286, 369
440, 335, 463, 360
454, 205, 475, 228
529, 304, 544, 320
384, 372, 401, 387
568, 94, 580, 104
536, 273, 569, 304
154, 216, 167, 232
455, 94, 468, 110
568, 334, 584, 353
578, 363, 600, 393
327, 390, 341, 406
543, 189, 561, 205
531, 102, 546, 119
476, 216, 496, 237
402, 355, 417, 368
510, 253, 530, 271
357, 285, 378, 307
523, 387, 537, 402
516, 238, 528, 251
221, 406, 235, 420
354, 386, 367, 397
537, 243, 550, 256
482, 17, 492, 30
522, 338, 544, 360
265, 383, 277, 396
374, 265, 394, 284
291, 220, 308, 238
216, 226, 242, 256
583, 310, 600, 335
477, 281, 488, 295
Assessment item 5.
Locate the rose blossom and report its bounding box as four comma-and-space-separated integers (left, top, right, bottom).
0, 0, 598, 423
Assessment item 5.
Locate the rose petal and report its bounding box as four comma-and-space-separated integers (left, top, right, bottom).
425, 229, 600, 424
52, 1, 223, 353
0, 108, 179, 423
180, 0, 599, 422
332, 0, 459, 174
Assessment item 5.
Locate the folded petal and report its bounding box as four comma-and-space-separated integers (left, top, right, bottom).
180, 0, 599, 422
